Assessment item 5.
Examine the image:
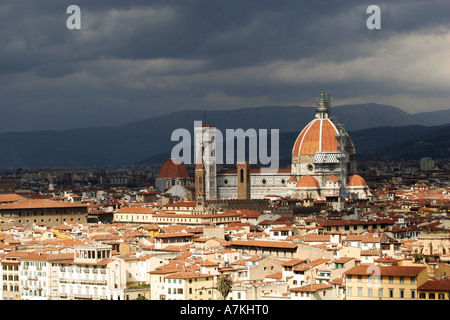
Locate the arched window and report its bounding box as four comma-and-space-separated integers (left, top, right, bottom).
240, 169, 244, 183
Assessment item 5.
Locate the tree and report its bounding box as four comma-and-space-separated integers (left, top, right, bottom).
216, 275, 233, 300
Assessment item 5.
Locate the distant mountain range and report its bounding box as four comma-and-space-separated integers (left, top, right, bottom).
412, 109, 450, 126
144, 123, 450, 167
0, 103, 448, 168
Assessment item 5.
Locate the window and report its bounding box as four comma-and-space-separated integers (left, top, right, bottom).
400, 289, 404, 299
419, 292, 426, 299
347, 287, 352, 297
410, 277, 415, 284
428, 293, 435, 300
378, 288, 383, 298
438, 293, 445, 300
368, 288, 373, 297
358, 287, 362, 297
411, 290, 415, 299
389, 276, 393, 284
400, 277, 404, 284
389, 289, 394, 298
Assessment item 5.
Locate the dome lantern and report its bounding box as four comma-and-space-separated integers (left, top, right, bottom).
315, 91, 331, 119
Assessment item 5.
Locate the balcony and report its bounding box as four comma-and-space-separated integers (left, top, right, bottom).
60, 279, 107, 285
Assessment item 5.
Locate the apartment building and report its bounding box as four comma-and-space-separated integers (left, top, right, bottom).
318, 219, 395, 234
229, 240, 299, 260
164, 272, 216, 300
0, 252, 27, 300
0, 199, 88, 228
57, 243, 126, 300
121, 254, 168, 284
344, 265, 428, 300
418, 278, 450, 300
19, 252, 73, 300
149, 268, 181, 300
152, 211, 242, 227
289, 283, 334, 300
113, 207, 157, 224
290, 259, 330, 287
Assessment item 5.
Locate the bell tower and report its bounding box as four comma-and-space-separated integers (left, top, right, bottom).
195, 163, 206, 209
194, 120, 218, 200
237, 161, 251, 200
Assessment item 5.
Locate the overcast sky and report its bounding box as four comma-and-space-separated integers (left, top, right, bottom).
1, 0, 449, 132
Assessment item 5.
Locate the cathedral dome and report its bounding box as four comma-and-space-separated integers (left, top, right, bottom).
347, 174, 367, 187
158, 159, 189, 179
295, 175, 320, 188
291, 92, 357, 177
292, 118, 340, 157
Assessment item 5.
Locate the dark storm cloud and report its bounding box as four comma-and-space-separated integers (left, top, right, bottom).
0, 0, 449, 132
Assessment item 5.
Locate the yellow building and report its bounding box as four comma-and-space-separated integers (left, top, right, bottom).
418, 278, 450, 300
344, 265, 428, 300
150, 269, 217, 300
164, 272, 216, 300
0, 252, 27, 300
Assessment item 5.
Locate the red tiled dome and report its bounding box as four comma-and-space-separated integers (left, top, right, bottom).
292, 118, 340, 157
326, 175, 341, 182
347, 174, 367, 187
158, 159, 189, 178
295, 175, 320, 188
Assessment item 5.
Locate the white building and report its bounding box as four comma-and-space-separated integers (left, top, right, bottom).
57, 243, 127, 300
19, 252, 72, 300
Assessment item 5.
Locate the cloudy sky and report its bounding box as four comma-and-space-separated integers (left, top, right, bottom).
1, 0, 449, 132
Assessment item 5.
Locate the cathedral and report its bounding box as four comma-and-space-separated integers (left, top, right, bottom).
194, 92, 371, 208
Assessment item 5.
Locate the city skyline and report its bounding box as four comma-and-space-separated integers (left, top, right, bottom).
1, 0, 449, 133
